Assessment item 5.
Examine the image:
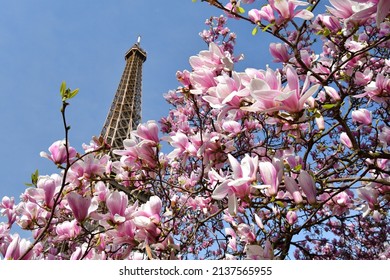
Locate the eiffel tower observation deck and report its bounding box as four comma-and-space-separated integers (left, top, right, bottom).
101, 37, 147, 152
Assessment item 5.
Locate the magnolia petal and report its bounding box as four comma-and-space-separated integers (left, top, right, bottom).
212, 181, 230, 200
295, 9, 314, 20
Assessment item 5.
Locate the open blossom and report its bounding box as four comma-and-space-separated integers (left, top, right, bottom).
363, 73, 390, 102
203, 72, 248, 109
40, 139, 77, 165
68, 154, 107, 181
189, 42, 234, 72
212, 154, 258, 200
243, 66, 319, 113
274, 66, 320, 113
327, 0, 390, 25
269, 0, 314, 21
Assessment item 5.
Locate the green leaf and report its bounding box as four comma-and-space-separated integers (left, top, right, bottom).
68, 88, 79, 100
322, 103, 338, 109
275, 201, 285, 207
60, 81, 79, 101
60, 81, 66, 98
237, 6, 245, 14
323, 28, 331, 37
293, 164, 302, 172
262, 23, 274, 32
26, 169, 39, 187
252, 26, 258, 36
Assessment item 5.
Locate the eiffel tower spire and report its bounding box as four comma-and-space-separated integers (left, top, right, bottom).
101, 38, 147, 152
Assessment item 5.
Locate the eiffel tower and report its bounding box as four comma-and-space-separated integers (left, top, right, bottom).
101, 37, 147, 152
101, 37, 149, 203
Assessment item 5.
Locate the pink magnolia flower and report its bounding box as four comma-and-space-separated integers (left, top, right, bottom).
258, 161, 280, 196
286, 210, 298, 225
166, 131, 197, 161
357, 186, 379, 210
56, 220, 81, 241
68, 154, 107, 181
269, 43, 290, 63
245, 244, 265, 260
132, 196, 163, 243
315, 14, 342, 32
228, 154, 259, 197
189, 69, 217, 94
364, 73, 390, 102
225, 227, 237, 251
37, 175, 60, 208
17, 201, 47, 230
323, 86, 341, 101
212, 154, 258, 200
258, 5, 276, 23
316, 113, 325, 130
203, 72, 248, 109
40, 139, 77, 165
254, 213, 265, 230
0, 196, 16, 225
222, 120, 242, 135
340, 132, 353, 149
355, 69, 373, 86
67, 192, 95, 222
134, 196, 162, 224
106, 191, 129, 224
274, 66, 320, 113
328, 190, 355, 216
245, 240, 274, 260
269, 0, 314, 21
248, 9, 262, 23
284, 176, 303, 204
244, 66, 319, 114
189, 42, 234, 72
237, 223, 256, 243
327, 0, 390, 25
352, 109, 372, 125
4, 234, 32, 260
298, 170, 317, 204
132, 120, 159, 144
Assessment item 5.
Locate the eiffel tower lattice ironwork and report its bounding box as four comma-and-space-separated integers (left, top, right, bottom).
101, 37, 147, 152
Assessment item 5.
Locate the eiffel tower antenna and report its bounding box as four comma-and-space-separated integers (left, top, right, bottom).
101, 38, 147, 153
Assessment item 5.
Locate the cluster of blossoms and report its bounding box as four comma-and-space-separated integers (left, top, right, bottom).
1, 0, 389, 259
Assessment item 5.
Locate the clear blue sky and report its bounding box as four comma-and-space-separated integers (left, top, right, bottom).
0, 1, 271, 205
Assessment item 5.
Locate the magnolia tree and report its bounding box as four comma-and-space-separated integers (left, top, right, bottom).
1, 0, 389, 260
